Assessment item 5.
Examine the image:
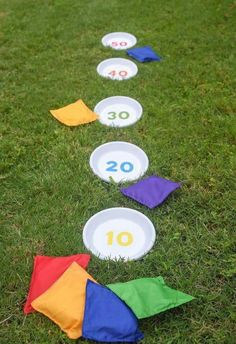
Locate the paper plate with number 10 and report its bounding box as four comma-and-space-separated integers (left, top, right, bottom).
97, 58, 138, 80
94, 96, 143, 128
83, 207, 156, 261
102, 32, 137, 50
89, 141, 149, 183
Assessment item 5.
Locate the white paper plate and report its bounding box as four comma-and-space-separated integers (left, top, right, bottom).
101, 32, 137, 50
89, 141, 149, 183
97, 58, 138, 80
83, 207, 156, 261
94, 96, 143, 128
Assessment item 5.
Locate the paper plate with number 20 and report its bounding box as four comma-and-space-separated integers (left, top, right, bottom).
89, 141, 149, 183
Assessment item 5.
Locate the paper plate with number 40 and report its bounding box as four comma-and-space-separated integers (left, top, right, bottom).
94, 96, 143, 128
83, 207, 156, 261
97, 58, 138, 80
101, 32, 137, 50
89, 141, 149, 183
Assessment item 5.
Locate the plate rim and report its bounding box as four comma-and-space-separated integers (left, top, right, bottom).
94, 95, 143, 128
89, 141, 149, 183
82, 207, 156, 261
101, 32, 137, 49
96, 58, 138, 80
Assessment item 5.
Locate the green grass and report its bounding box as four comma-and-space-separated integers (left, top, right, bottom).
0, 0, 235, 343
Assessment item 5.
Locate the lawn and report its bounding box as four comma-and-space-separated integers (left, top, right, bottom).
0, 0, 235, 343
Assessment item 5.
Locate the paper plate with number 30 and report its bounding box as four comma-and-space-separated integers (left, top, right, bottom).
83, 207, 156, 261
97, 58, 138, 80
102, 32, 137, 50
89, 141, 149, 183
94, 96, 143, 128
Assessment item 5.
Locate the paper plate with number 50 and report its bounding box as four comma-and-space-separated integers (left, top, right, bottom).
101, 32, 137, 50
89, 141, 149, 183
83, 207, 156, 261
94, 96, 143, 128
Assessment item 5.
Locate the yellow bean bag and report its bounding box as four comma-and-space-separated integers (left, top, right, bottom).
32, 262, 96, 339
50, 99, 98, 126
